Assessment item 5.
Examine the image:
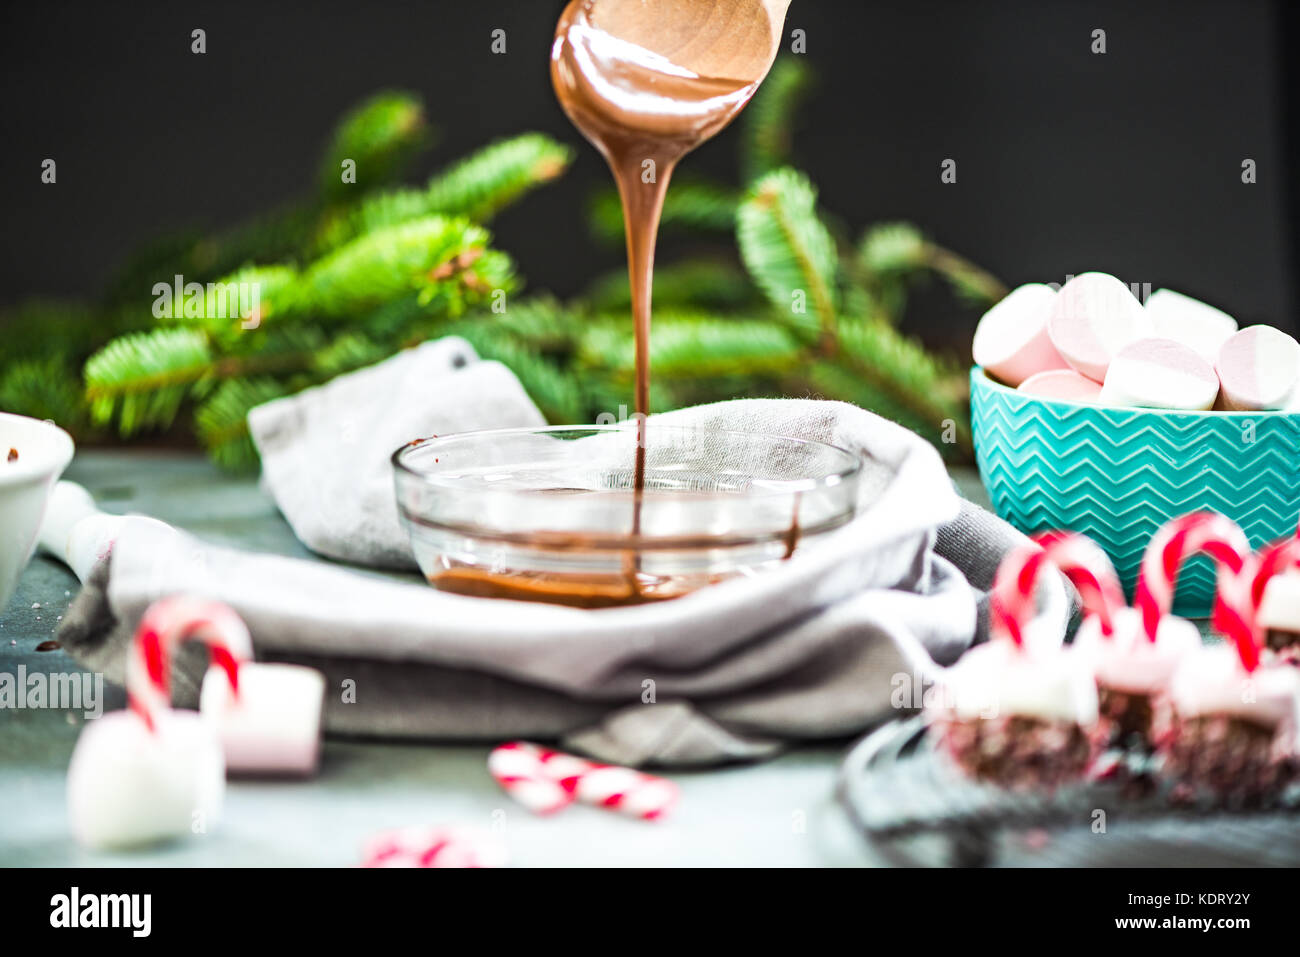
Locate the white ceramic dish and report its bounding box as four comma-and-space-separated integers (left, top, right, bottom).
0, 412, 75, 611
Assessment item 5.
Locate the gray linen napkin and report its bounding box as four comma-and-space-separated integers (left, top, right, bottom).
56, 344, 1068, 767
247, 336, 546, 568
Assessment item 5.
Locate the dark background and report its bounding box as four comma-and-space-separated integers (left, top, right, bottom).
1, 0, 1295, 351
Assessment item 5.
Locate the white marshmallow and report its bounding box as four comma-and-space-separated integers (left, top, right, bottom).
1144, 289, 1237, 363
1215, 325, 1300, 411
939, 639, 1098, 725
1047, 272, 1152, 382
1073, 607, 1201, 695
67, 710, 225, 850
1257, 571, 1300, 632
972, 283, 1067, 386
1099, 337, 1219, 410
1017, 369, 1104, 403
200, 662, 326, 776
1168, 647, 1300, 754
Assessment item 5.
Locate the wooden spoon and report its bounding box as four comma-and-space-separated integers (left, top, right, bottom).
583, 0, 792, 84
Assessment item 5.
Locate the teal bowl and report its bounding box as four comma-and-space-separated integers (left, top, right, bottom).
970, 367, 1300, 616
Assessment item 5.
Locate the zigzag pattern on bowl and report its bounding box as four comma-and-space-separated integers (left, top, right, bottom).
970, 368, 1300, 617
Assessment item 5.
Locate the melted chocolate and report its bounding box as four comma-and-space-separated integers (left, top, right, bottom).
431, 566, 691, 609
551, 0, 779, 597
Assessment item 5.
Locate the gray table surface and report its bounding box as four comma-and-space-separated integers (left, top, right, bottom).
5, 454, 1255, 868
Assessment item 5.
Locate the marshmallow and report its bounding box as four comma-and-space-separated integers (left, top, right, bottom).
1257, 570, 1300, 633
200, 662, 326, 776
67, 596, 250, 850
940, 639, 1098, 725
1143, 289, 1237, 363
1215, 325, 1300, 411
1017, 369, 1104, 403
972, 283, 1067, 386
1099, 337, 1220, 410
1074, 607, 1202, 695
1047, 273, 1152, 382
67, 710, 225, 850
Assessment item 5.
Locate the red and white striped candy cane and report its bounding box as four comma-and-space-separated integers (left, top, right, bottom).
1248, 537, 1300, 611
1223, 535, 1300, 672
1031, 531, 1125, 637
487, 742, 576, 815
126, 596, 252, 732
360, 826, 506, 868
489, 741, 678, 821
989, 542, 1050, 647
1133, 511, 1251, 646
561, 761, 679, 821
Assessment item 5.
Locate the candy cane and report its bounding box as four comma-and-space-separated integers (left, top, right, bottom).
1132, 512, 1249, 644
487, 741, 575, 815
125, 596, 252, 732
1249, 537, 1300, 610
1223, 536, 1300, 672
1031, 531, 1125, 637
988, 543, 1049, 646
361, 826, 507, 868
489, 741, 678, 821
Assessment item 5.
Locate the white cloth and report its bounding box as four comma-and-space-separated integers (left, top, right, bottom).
248, 337, 545, 568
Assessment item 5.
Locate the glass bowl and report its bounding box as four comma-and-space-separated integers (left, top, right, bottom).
392, 425, 861, 607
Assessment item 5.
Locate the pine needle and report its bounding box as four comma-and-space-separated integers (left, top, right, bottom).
736, 168, 839, 345
318, 133, 573, 249
318, 90, 432, 199
739, 58, 812, 182
195, 378, 289, 471
84, 328, 214, 434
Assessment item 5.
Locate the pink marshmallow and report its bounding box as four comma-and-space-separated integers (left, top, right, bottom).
1100, 337, 1219, 411
1215, 325, 1300, 411
1017, 369, 1104, 403
1047, 273, 1152, 382
971, 283, 1067, 386
200, 662, 326, 776
1144, 289, 1237, 363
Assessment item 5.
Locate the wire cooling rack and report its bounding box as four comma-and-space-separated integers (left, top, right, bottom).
836, 717, 1300, 867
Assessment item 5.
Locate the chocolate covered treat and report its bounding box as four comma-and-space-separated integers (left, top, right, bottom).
1075, 608, 1201, 748
1158, 647, 1300, 803
933, 638, 1101, 790
930, 538, 1103, 790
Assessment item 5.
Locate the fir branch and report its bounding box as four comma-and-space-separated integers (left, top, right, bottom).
0, 300, 101, 364
423, 133, 572, 221
923, 244, 1008, 306
832, 316, 972, 455
736, 168, 839, 346
857, 222, 1007, 313
318, 134, 573, 250
195, 377, 289, 471
318, 90, 432, 199
0, 357, 91, 433
579, 313, 801, 379
740, 58, 812, 182
450, 326, 586, 424
587, 179, 740, 243
298, 216, 514, 318
155, 264, 300, 343
84, 328, 215, 434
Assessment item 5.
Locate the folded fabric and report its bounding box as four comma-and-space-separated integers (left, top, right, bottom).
248, 337, 545, 569
56, 342, 1069, 767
